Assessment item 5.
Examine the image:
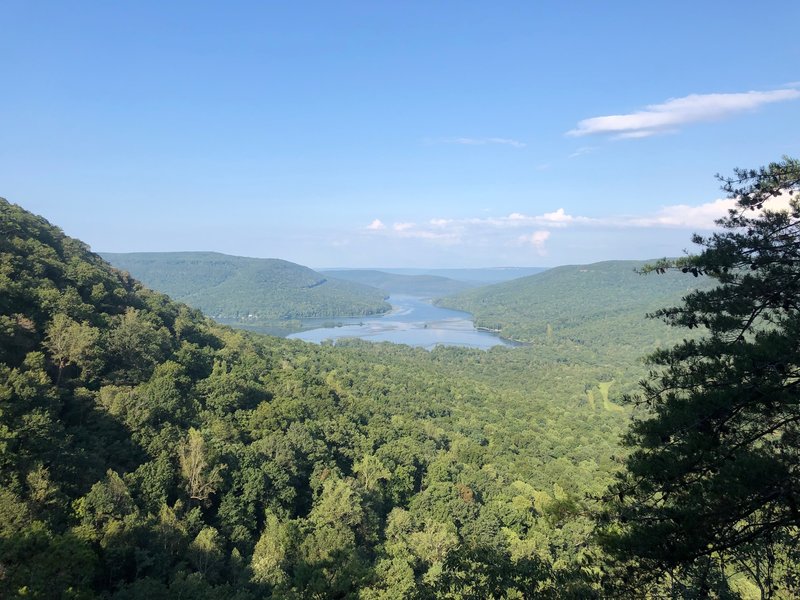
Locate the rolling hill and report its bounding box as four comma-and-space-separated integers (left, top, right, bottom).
437, 259, 715, 361
102, 252, 390, 322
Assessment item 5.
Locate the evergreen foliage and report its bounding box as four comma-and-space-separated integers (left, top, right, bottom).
599, 158, 800, 598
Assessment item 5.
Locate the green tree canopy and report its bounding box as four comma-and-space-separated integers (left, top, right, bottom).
600, 157, 800, 598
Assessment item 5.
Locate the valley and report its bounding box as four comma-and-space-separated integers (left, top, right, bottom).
0, 199, 638, 598
3, 156, 798, 599
287, 295, 516, 349
4, 3, 797, 596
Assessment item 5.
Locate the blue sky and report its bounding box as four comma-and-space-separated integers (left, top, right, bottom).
2, 1, 798, 267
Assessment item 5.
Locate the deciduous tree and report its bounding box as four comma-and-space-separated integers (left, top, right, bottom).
179, 428, 225, 503
44, 313, 99, 384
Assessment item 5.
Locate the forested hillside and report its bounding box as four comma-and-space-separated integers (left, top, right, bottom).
1, 199, 633, 597
5, 165, 795, 598
102, 252, 390, 323
437, 260, 713, 363
321, 269, 475, 297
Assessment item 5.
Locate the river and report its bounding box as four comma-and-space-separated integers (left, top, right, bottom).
287, 295, 514, 350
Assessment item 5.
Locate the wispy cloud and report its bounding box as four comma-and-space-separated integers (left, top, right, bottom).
393, 222, 415, 232
569, 146, 596, 158
392, 222, 461, 243
363, 193, 795, 248
568, 88, 800, 139
366, 219, 386, 230
630, 192, 796, 228
627, 198, 737, 228
355, 195, 797, 267
361, 210, 588, 249
429, 137, 527, 148
476, 208, 591, 229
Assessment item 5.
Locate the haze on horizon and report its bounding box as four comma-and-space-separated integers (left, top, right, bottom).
1, 1, 798, 268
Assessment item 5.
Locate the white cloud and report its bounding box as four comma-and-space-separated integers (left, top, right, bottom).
518, 230, 551, 255
360, 209, 584, 249
361, 192, 796, 249
393, 222, 415, 232
541, 208, 574, 225
628, 198, 736, 228
366, 221, 464, 243
568, 88, 800, 139
366, 219, 386, 230
431, 137, 527, 148
476, 209, 591, 229
762, 192, 797, 213
627, 192, 796, 229
569, 146, 596, 158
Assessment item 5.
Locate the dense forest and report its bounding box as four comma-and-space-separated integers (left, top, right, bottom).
1, 159, 798, 598
437, 260, 714, 349
1, 198, 631, 598
102, 252, 391, 324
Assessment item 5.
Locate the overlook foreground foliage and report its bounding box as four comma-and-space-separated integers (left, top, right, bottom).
600, 157, 800, 598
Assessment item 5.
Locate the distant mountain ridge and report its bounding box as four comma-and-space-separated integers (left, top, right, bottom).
102, 251, 390, 322
321, 269, 475, 297
375, 266, 549, 284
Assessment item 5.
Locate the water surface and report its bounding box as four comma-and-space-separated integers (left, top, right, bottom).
288, 295, 513, 350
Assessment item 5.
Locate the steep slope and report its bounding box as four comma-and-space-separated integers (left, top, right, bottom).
322, 269, 475, 297
102, 251, 390, 321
